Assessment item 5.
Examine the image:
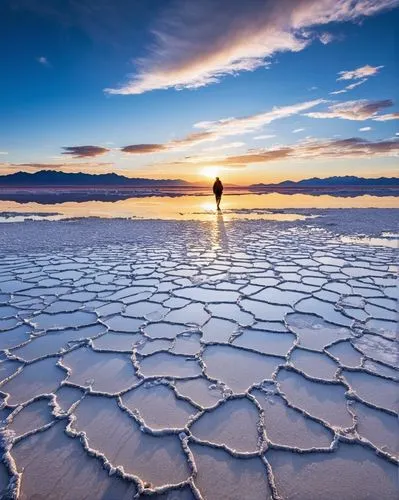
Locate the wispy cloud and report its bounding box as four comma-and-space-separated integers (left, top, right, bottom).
337, 64, 384, 81
105, 0, 398, 95
293, 128, 305, 133
37, 56, 50, 66
62, 146, 110, 158
0, 151, 8, 155
122, 99, 323, 153
372, 112, 399, 121
330, 78, 368, 95
359, 126, 372, 131
330, 65, 383, 94
305, 99, 395, 121
171, 137, 399, 167
253, 134, 276, 140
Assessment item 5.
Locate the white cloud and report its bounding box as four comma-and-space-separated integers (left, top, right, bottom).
337, 64, 384, 81
318, 32, 335, 45
123, 99, 323, 152
105, 0, 398, 94
359, 126, 372, 131
254, 134, 276, 140
330, 64, 382, 94
330, 78, 369, 95
345, 79, 368, 90
293, 128, 305, 133
0, 151, 8, 155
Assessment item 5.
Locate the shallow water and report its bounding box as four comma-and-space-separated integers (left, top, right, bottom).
0, 213, 398, 498
0, 191, 398, 222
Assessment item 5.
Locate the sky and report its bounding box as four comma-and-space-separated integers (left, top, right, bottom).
0, 0, 398, 184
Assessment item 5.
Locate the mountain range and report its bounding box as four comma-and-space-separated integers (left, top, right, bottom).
0, 171, 398, 188
250, 176, 399, 189
0, 170, 190, 187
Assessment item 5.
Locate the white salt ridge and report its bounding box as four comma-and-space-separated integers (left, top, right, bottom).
232, 329, 295, 357
286, 313, 352, 351
190, 443, 272, 500
289, 348, 339, 381
267, 443, 398, 500
190, 398, 260, 453
203, 345, 281, 393
1, 358, 65, 406
121, 383, 198, 430
70, 395, 191, 488
252, 389, 333, 450
277, 369, 353, 429
138, 352, 202, 379
174, 377, 225, 409
61, 347, 140, 394
11, 324, 106, 362
11, 421, 138, 499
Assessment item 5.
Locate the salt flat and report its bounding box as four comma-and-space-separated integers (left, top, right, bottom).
0, 209, 397, 499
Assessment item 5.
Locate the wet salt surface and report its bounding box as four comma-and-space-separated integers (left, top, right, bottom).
0, 211, 398, 499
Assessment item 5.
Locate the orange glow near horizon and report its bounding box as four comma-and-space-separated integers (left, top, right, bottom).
200, 166, 221, 179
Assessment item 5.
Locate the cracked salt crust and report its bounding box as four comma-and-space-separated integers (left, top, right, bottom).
0, 211, 398, 498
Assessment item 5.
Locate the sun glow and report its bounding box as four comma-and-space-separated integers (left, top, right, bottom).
201, 166, 220, 179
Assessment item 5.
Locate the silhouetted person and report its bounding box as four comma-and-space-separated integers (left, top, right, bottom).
213, 177, 223, 210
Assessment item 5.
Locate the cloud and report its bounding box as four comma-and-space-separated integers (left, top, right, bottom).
359, 126, 372, 131
62, 146, 110, 158
37, 56, 50, 66
305, 99, 394, 121
330, 64, 383, 94
337, 64, 384, 81
193, 99, 323, 135
121, 144, 167, 154
372, 112, 399, 121
104, 0, 398, 95
208, 137, 399, 166
254, 134, 276, 140
330, 78, 368, 95
0, 152, 8, 155
293, 128, 305, 133
122, 99, 323, 153
318, 32, 335, 45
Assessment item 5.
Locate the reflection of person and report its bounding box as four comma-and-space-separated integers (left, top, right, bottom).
213, 177, 223, 210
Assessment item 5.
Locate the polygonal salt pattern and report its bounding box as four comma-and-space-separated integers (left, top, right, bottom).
0, 219, 397, 498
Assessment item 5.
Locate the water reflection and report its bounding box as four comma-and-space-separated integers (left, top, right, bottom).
0, 192, 397, 222
212, 210, 229, 251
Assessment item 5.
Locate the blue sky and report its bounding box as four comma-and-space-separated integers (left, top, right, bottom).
1, 0, 398, 183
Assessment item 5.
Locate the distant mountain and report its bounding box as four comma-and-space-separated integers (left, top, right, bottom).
0, 170, 190, 187
250, 176, 399, 189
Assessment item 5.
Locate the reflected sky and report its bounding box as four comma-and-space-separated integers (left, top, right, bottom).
0, 192, 398, 222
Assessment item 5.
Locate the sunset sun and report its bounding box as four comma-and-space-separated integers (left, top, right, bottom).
201, 166, 220, 179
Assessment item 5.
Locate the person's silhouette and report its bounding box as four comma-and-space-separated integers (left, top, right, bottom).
213, 177, 223, 210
